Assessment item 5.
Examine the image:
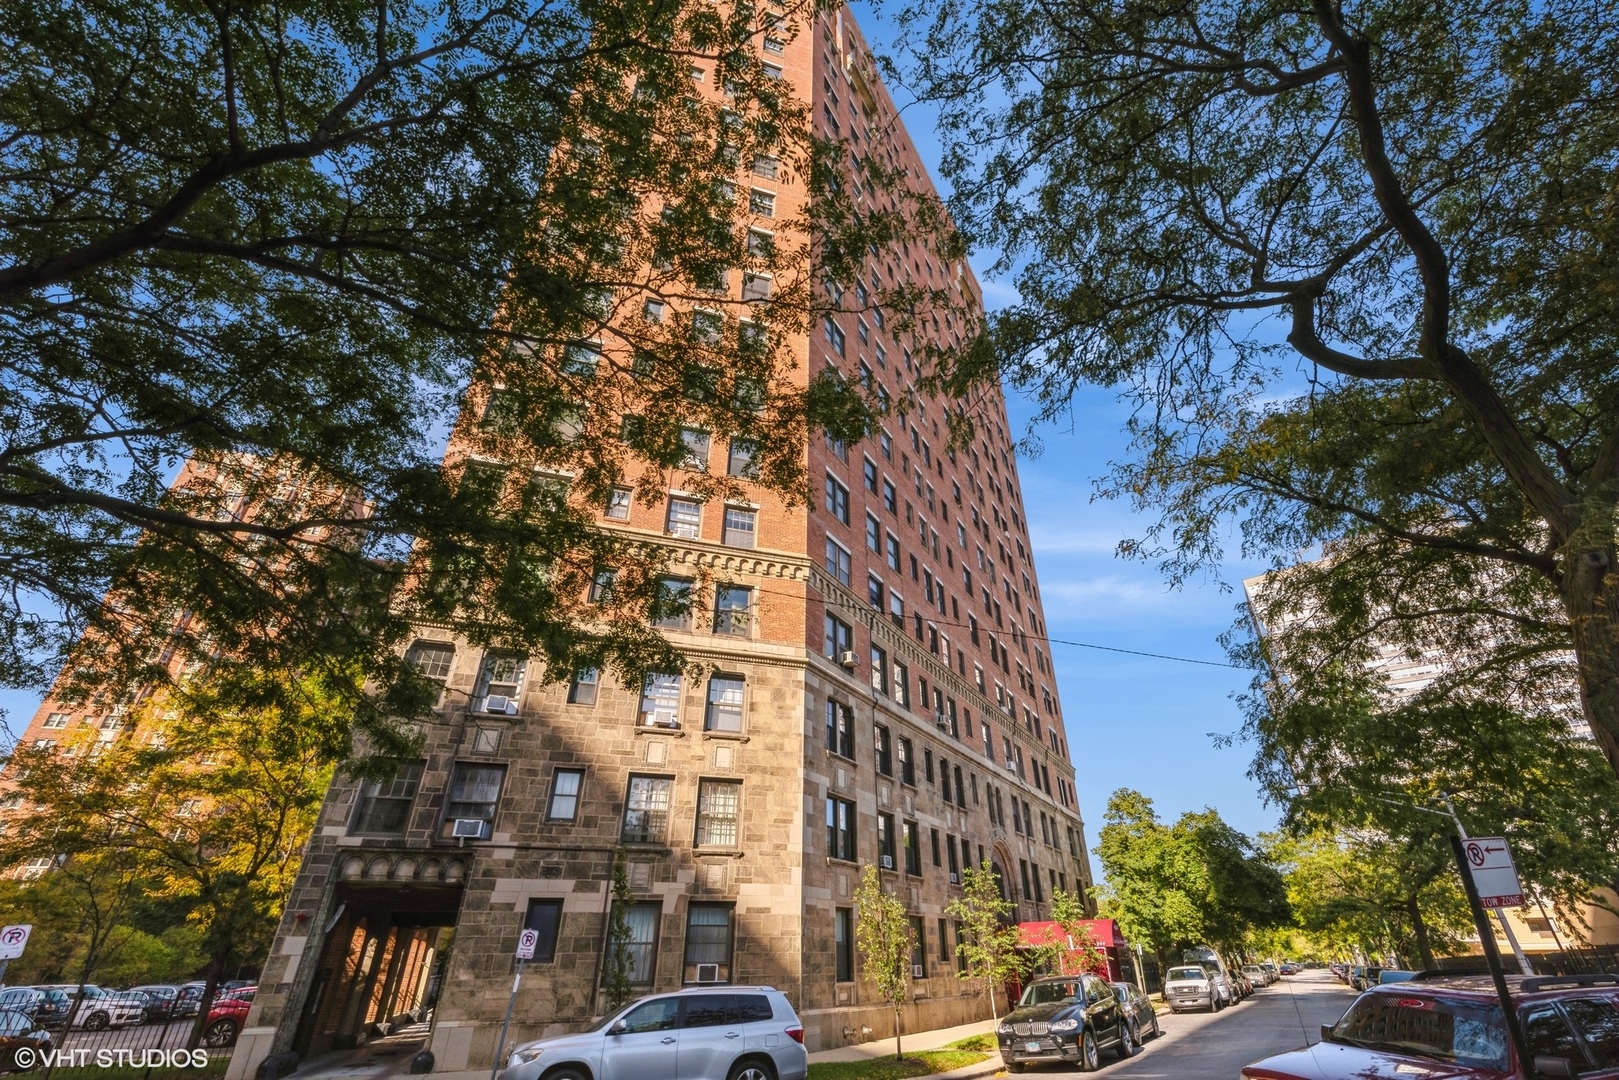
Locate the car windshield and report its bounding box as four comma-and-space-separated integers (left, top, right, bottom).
1109, 984, 1133, 1000
1020, 980, 1080, 1006
1166, 969, 1207, 982
1329, 993, 1508, 1070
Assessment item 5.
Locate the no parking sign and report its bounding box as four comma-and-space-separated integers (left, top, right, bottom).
0, 925, 31, 960
515, 928, 538, 960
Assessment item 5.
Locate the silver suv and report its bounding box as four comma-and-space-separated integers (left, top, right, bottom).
498, 986, 807, 1080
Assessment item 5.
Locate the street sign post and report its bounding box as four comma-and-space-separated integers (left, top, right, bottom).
1462, 837, 1527, 909
0, 924, 30, 986
1449, 835, 1531, 1079
489, 930, 539, 1080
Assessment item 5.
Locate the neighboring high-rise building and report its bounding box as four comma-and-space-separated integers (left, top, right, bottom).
230, 8, 1089, 1074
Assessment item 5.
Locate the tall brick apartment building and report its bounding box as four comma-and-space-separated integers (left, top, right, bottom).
231, 5, 1090, 1073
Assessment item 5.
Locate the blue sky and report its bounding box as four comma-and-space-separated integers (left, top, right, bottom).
847, 2, 1283, 867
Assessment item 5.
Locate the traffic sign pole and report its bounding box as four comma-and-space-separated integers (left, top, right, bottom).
489, 928, 539, 1080
1450, 834, 1532, 1078
1441, 795, 1533, 976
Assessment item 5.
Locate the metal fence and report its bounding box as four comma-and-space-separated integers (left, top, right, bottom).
32, 1005, 236, 1079
1433, 946, 1619, 977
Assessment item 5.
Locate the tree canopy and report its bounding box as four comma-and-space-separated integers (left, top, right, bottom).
1, 0, 952, 750
894, 0, 1619, 776
1094, 789, 1288, 974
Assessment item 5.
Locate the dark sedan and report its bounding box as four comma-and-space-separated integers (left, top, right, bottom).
997, 974, 1132, 1073
1108, 981, 1161, 1044
128, 986, 182, 1024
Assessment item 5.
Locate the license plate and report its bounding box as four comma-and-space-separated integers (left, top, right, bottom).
1024, 1041, 1042, 1053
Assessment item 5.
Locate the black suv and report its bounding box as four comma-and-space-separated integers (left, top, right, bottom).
997, 974, 1133, 1073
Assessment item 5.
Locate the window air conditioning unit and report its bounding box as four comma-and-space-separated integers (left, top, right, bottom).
948, 872, 959, 884
912, 965, 925, 979
483, 695, 517, 715
451, 818, 490, 840
839, 650, 858, 669
694, 964, 722, 984
880, 855, 893, 870
935, 713, 949, 730
647, 710, 679, 728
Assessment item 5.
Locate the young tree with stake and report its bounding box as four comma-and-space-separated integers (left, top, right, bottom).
853, 865, 914, 1060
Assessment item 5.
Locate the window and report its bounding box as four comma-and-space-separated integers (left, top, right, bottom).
835, 908, 854, 981
1524, 1006, 1584, 1068
523, 900, 563, 964
870, 645, 889, 694
588, 569, 616, 603
894, 661, 909, 706
638, 673, 681, 727
714, 585, 752, 635
824, 537, 851, 585
653, 576, 692, 629
695, 780, 742, 847
749, 189, 775, 217
910, 916, 927, 978
827, 796, 857, 861
752, 154, 779, 178
886, 534, 901, 570
475, 652, 526, 714
683, 904, 736, 984
705, 676, 745, 732
898, 736, 915, 784
606, 487, 632, 520
903, 819, 923, 875
41, 712, 69, 730
727, 439, 758, 478
742, 273, 772, 301
567, 668, 599, 705
825, 699, 855, 758
622, 775, 674, 843
867, 574, 884, 609
680, 428, 711, 470
823, 614, 853, 659
440, 763, 505, 839
865, 513, 881, 552
547, 768, 584, 821
666, 498, 702, 538
882, 479, 897, 512
824, 474, 850, 524
863, 458, 879, 492
722, 506, 757, 548
406, 640, 455, 680
874, 724, 893, 775
877, 812, 897, 868
352, 761, 424, 834
1564, 998, 1619, 1068
608, 903, 663, 986
930, 828, 941, 867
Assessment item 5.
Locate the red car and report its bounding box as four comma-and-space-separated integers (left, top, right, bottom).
1243, 973, 1619, 1079
201, 987, 256, 1049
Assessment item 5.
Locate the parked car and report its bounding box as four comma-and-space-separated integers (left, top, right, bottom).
1108, 982, 1161, 1044
994, 974, 1132, 1073
35, 985, 147, 1030
0, 989, 70, 1030
1200, 961, 1238, 1005
0, 1008, 52, 1073
201, 987, 257, 1048
1350, 966, 1384, 991
172, 984, 203, 1018
1280, 963, 1301, 976
1164, 965, 1221, 1013
1243, 964, 1272, 988
498, 987, 806, 1080
1242, 972, 1619, 1079
1378, 970, 1419, 985
1232, 969, 1255, 998
1260, 962, 1281, 983
128, 985, 182, 1023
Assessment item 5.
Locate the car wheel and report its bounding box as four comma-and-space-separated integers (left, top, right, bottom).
726, 1058, 775, 1080
1117, 1022, 1138, 1059
84, 1011, 110, 1031
203, 1019, 240, 1048
1078, 1029, 1101, 1072
1150, 1013, 1161, 1039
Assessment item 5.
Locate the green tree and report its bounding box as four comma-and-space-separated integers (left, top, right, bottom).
1255, 675, 1619, 950
601, 850, 636, 1011
1041, 889, 1107, 978
947, 862, 1026, 1021
0, 667, 337, 1048
0, 0, 894, 749
853, 865, 914, 1060
895, 0, 1619, 778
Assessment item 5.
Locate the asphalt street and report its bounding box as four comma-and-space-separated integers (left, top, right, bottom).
1092, 970, 1358, 1079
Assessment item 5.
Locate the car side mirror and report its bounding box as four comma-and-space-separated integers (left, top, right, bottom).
1320, 1025, 1334, 1043
1533, 1056, 1576, 1079
608, 1020, 628, 1036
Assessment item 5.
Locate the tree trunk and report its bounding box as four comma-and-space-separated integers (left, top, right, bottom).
186, 944, 232, 1052
1406, 894, 1436, 971
1564, 552, 1619, 775
895, 1006, 904, 1061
